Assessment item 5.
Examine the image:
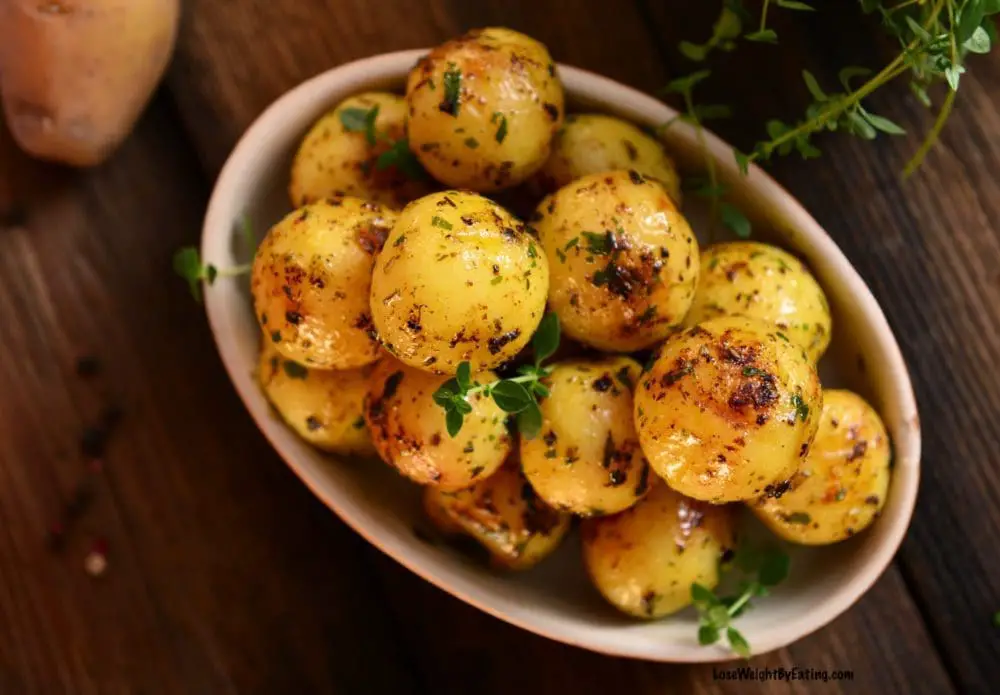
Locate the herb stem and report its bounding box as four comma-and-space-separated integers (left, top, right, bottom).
759, 0, 772, 32
216, 264, 252, 277
726, 584, 757, 617
464, 372, 540, 399
903, 85, 956, 177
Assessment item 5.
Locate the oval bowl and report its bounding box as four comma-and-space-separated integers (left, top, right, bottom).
201, 49, 920, 662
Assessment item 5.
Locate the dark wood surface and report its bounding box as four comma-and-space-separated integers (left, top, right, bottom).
0, 1, 996, 693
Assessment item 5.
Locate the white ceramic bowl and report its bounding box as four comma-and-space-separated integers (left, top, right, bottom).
201, 49, 920, 662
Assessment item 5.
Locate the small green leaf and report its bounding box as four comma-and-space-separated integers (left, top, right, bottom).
663, 69, 712, 96
692, 103, 733, 121
491, 381, 532, 413
173, 247, 207, 301
733, 149, 751, 175
776, 0, 813, 9
338, 107, 371, 133
432, 380, 458, 406
442, 62, 462, 116
456, 362, 472, 391
745, 29, 778, 43
945, 64, 965, 91
532, 312, 561, 366
679, 41, 709, 61
431, 215, 453, 231
993, 610, 1000, 628
491, 112, 509, 143
765, 119, 789, 140
801, 70, 827, 101
727, 627, 751, 658
958, 3, 987, 44
582, 231, 613, 255
846, 110, 877, 139
964, 26, 992, 54
759, 550, 791, 586
714, 8, 743, 40
790, 393, 810, 421
707, 605, 730, 628
904, 16, 931, 43
720, 203, 751, 239
838, 66, 871, 91
363, 104, 380, 145
445, 408, 464, 437
376, 138, 425, 179
861, 110, 906, 135
698, 624, 720, 645
454, 398, 473, 415
517, 403, 543, 439
691, 583, 720, 606
909, 80, 932, 107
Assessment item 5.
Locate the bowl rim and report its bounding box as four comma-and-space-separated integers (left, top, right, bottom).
201, 48, 921, 662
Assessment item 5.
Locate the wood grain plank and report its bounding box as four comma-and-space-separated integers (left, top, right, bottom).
0, 100, 420, 695
639, 3, 1000, 691
165, 1, 958, 693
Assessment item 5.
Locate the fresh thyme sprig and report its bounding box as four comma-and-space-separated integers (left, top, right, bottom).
692, 543, 791, 658
432, 312, 560, 439
173, 217, 254, 302
338, 105, 426, 179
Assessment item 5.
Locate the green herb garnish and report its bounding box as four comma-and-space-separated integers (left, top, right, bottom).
441, 63, 462, 116
376, 137, 425, 179
173, 216, 255, 302
431, 216, 453, 231
582, 231, 614, 255
338, 105, 380, 145
791, 393, 810, 422
492, 111, 509, 143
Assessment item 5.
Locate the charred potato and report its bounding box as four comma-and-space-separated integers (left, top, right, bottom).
634, 316, 822, 503
521, 357, 650, 516
582, 482, 735, 618
751, 390, 890, 544
684, 242, 832, 363
406, 27, 564, 191
370, 191, 549, 374
257, 340, 374, 456
251, 198, 396, 369
534, 170, 698, 352
422, 461, 572, 570
289, 92, 432, 208
530, 114, 682, 204
364, 357, 511, 490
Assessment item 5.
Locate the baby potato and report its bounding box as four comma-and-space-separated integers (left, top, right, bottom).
257, 339, 375, 456
364, 357, 511, 490
406, 27, 564, 191
530, 114, 682, 204
521, 357, 650, 516
634, 316, 822, 504
582, 482, 735, 618
251, 198, 396, 370
534, 170, 698, 352
370, 191, 549, 374
684, 242, 832, 363
289, 92, 432, 209
422, 461, 572, 570
751, 389, 890, 544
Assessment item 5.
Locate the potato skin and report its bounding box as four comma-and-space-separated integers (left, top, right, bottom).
751, 390, 890, 544
406, 27, 564, 191
582, 482, 735, 618
634, 316, 822, 503
257, 339, 375, 456
370, 191, 549, 374
534, 170, 699, 352
684, 242, 832, 363
521, 357, 650, 516
289, 92, 433, 209
364, 357, 511, 491
0, 0, 179, 166
252, 198, 396, 370
422, 460, 572, 570
530, 114, 682, 204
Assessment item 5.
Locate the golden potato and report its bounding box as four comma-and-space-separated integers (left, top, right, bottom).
252, 198, 396, 369
257, 339, 375, 456
751, 390, 890, 544
364, 357, 511, 490
634, 316, 822, 503
530, 114, 682, 204
533, 170, 698, 352
0, 0, 179, 166
288, 92, 432, 209
422, 460, 572, 570
582, 482, 735, 618
521, 357, 650, 516
370, 191, 549, 374
406, 27, 564, 191
684, 242, 832, 363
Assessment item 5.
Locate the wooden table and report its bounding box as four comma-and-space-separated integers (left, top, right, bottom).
1, 2, 998, 693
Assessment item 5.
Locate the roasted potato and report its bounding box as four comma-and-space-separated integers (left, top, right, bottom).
530, 114, 682, 204
257, 339, 375, 456
252, 198, 396, 369
533, 170, 699, 352
364, 357, 511, 490
369, 190, 549, 374
751, 389, 890, 544
0, 0, 180, 166
684, 242, 832, 363
288, 92, 432, 209
406, 27, 564, 191
422, 460, 572, 570
634, 316, 822, 503
582, 482, 735, 618
521, 357, 650, 516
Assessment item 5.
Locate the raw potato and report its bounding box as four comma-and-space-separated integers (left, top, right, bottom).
422, 460, 572, 570
530, 114, 682, 204
751, 389, 890, 544
289, 92, 433, 209
534, 170, 699, 352
364, 357, 511, 490
406, 27, 564, 191
0, 0, 179, 166
684, 242, 832, 363
257, 340, 375, 456
634, 316, 822, 503
252, 198, 396, 370
582, 482, 735, 618
521, 357, 650, 516
370, 191, 549, 374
